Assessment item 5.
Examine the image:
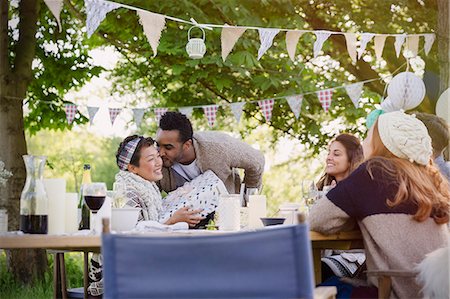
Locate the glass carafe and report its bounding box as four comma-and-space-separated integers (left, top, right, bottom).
19, 155, 48, 234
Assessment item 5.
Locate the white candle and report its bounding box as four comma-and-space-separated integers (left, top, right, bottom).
65, 193, 78, 233
248, 195, 267, 229
217, 195, 240, 231
43, 178, 66, 235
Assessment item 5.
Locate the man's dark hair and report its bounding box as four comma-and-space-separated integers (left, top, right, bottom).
159, 111, 193, 143
116, 135, 155, 168
415, 112, 450, 156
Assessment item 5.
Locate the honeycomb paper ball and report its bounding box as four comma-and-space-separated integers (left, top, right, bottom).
387, 72, 425, 110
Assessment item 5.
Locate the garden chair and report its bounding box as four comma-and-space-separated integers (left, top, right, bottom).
102, 217, 336, 299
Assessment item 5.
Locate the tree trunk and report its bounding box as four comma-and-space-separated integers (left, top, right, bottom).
437, 0, 449, 94
0, 0, 47, 283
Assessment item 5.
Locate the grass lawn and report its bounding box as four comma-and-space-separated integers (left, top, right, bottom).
0, 250, 84, 299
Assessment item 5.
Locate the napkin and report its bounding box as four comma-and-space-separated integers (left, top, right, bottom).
134, 221, 189, 232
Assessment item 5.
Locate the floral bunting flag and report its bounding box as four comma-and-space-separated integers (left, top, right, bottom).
424, 34, 435, 55
178, 107, 194, 118
257, 29, 280, 60
286, 95, 303, 119
317, 90, 333, 112
405, 35, 419, 57
221, 26, 247, 61
374, 35, 387, 61
286, 30, 304, 62
137, 11, 166, 57
64, 104, 77, 125
344, 82, 364, 108
202, 105, 219, 127
258, 99, 275, 122
108, 107, 122, 126
344, 33, 357, 63
154, 107, 168, 123
357, 33, 375, 59
85, 0, 121, 37
313, 31, 331, 58
132, 108, 145, 128
87, 106, 99, 125
394, 34, 406, 58
230, 102, 245, 123
43, 0, 63, 32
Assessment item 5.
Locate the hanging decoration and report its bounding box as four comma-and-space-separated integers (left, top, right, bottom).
424, 34, 435, 55
357, 33, 375, 59
154, 107, 169, 123
313, 31, 331, 58
230, 102, 246, 123
87, 106, 100, 125
257, 29, 280, 60
285, 31, 304, 62
374, 35, 387, 61
186, 26, 207, 59
202, 105, 219, 127
394, 34, 407, 58
108, 108, 122, 126
132, 108, 145, 128
64, 104, 77, 125
43, 0, 64, 32
221, 26, 247, 61
317, 90, 333, 112
258, 99, 275, 122
344, 33, 357, 63
179, 107, 194, 118
405, 35, 420, 57
286, 95, 303, 119
85, 0, 120, 37
384, 72, 425, 111
137, 11, 166, 57
344, 83, 364, 108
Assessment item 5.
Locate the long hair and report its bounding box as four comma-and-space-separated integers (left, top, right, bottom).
316, 133, 364, 190
366, 121, 450, 224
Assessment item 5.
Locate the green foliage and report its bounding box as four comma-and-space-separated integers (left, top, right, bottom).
0, 251, 83, 298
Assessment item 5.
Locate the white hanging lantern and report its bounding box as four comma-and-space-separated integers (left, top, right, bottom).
387, 72, 426, 110
186, 26, 206, 59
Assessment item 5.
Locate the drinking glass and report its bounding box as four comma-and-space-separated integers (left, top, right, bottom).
302, 180, 318, 211
83, 182, 107, 234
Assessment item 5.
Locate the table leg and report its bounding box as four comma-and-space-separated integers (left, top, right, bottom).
312, 248, 322, 284
83, 251, 89, 299
53, 252, 61, 299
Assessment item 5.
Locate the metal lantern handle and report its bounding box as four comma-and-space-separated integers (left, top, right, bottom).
188, 26, 206, 41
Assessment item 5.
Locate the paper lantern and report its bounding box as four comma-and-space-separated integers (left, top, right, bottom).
186, 26, 206, 59
436, 88, 450, 124
387, 72, 425, 110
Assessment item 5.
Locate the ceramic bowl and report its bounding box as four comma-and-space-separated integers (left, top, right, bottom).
111, 208, 140, 231
260, 217, 286, 226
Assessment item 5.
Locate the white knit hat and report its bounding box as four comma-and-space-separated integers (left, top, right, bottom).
377, 111, 432, 165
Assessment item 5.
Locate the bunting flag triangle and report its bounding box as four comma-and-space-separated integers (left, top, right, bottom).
230, 102, 245, 123
178, 107, 194, 118
344, 83, 364, 108
154, 108, 169, 123
85, 0, 121, 37
221, 25, 247, 61
424, 34, 435, 55
286, 30, 304, 62
258, 99, 275, 122
64, 104, 77, 125
257, 29, 280, 60
405, 35, 419, 57
87, 106, 99, 126
132, 108, 145, 128
43, 0, 63, 32
202, 105, 219, 127
344, 33, 357, 63
317, 90, 333, 112
108, 108, 122, 126
286, 95, 303, 119
137, 11, 166, 57
394, 34, 406, 58
357, 33, 375, 59
374, 35, 387, 61
313, 31, 331, 58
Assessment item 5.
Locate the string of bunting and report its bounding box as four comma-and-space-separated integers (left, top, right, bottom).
43, 0, 436, 62
61, 77, 377, 127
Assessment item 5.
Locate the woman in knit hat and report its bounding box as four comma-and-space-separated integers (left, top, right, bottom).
310, 111, 450, 298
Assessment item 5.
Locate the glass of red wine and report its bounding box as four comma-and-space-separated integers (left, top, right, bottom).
83, 182, 107, 234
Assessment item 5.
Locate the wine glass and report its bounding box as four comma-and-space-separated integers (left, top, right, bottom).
83, 182, 107, 234
302, 180, 318, 212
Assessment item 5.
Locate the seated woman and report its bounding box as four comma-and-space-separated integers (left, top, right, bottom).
310, 111, 449, 298
88, 135, 204, 297
315, 133, 365, 280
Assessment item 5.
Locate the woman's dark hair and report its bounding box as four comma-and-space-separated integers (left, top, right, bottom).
159, 111, 193, 143
116, 135, 155, 169
316, 133, 364, 190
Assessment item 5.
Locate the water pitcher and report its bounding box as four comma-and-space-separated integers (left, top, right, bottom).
20, 155, 48, 234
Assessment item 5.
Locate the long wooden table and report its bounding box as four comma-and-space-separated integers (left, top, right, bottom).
0, 229, 363, 297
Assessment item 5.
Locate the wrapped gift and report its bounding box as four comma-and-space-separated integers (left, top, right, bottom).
160, 170, 228, 223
